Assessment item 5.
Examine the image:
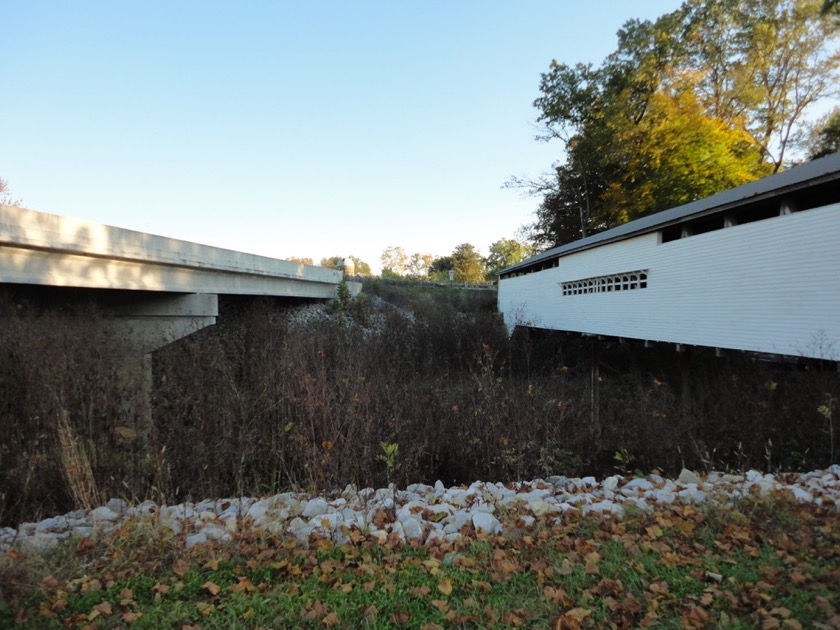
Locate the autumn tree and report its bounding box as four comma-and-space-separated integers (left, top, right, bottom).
405, 253, 434, 278
319, 256, 371, 276
515, 0, 838, 249
289, 256, 314, 265
380, 246, 409, 277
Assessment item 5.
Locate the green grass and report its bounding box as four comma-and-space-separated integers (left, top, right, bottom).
2, 493, 839, 629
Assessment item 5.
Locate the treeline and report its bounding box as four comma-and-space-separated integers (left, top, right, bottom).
1, 283, 837, 527
290, 239, 535, 284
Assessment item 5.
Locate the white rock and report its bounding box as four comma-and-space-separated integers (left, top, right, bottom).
388, 521, 406, 543
90, 507, 119, 522
602, 475, 622, 491
518, 515, 536, 528
472, 512, 502, 535
677, 487, 707, 504
202, 525, 229, 541
623, 478, 654, 493
106, 498, 127, 513
528, 501, 555, 517
677, 469, 702, 485
72, 526, 93, 539
301, 497, 329, 518
653, 490, 676, 504
18, 533, 59, 552
36, 516, 67, 532
425, 529, 447, 545
443, 511, 472, 534
788, 486, 813, 503
311, 512, 344, 531
185, 532, 207, 549
583, 501, 624, 517
402, 518, 425, 541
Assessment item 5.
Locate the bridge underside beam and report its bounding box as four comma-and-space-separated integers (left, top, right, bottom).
0, 245, 339, 300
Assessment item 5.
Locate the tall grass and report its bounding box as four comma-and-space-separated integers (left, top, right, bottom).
0, 283, 837, 526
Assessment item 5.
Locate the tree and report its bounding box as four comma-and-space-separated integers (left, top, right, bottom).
451, 243, 486, 284
405, 253, 434, 278
380, 246, 409, 276
516, 0, 838, 248
289, 256, 314, 265
319, 256, 371, 276
428, 256, 454, 281
0, 177, 22, 207
485, 238, 534, 279
809, 108, 840, 159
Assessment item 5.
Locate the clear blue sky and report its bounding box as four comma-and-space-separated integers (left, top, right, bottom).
2, 1, 683, 273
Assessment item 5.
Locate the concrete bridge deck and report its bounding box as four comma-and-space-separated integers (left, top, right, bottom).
0, 204, 342, 299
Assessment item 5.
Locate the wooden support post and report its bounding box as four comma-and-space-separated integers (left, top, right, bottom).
591, 340, 601, 441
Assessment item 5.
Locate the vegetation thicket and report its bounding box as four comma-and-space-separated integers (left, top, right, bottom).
1, 282, 839, 629
1, 282, 837, 530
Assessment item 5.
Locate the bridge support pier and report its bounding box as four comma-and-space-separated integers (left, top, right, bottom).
106, 293, 219, 439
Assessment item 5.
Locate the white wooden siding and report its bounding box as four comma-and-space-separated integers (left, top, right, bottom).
498, 203, 840, 360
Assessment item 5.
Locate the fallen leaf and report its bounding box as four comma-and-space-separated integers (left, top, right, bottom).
322, 612, 340, 626
202, 581, 220, 596
122, 611, 143, 623
230, 577, 257, 594
437, 578, 453, 596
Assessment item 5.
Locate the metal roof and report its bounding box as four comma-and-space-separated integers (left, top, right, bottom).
501, 152, 840, 275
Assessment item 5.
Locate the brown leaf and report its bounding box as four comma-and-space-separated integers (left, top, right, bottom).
173, 558, 190, 577
680, 606, 709, 628
122, 611, 143, 623
430, 599, 448, 611
202, 581, 220, 596
555, 607, 592, 630
322, 612, 340, 626
230, 577, 257, 594
390, 610, 411, 624
302, 601, 327, 621
437, 578, 453, 596
93, 602, 112, 616
410, 585, 431, 596
361, 605, 377, 622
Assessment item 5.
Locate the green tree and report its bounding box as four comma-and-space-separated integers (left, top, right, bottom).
809, 108, 840, 159
485, 238, 534, 279
451, 243, 486, 284
428, 256, 454, 281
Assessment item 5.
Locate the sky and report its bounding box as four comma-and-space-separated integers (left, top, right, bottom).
2, 1, 685, 274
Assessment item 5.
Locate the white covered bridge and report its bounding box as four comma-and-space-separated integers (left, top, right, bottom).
498, 153, 840, 361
